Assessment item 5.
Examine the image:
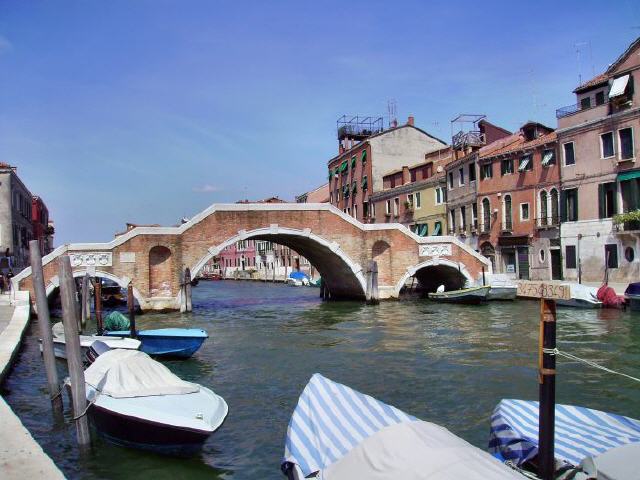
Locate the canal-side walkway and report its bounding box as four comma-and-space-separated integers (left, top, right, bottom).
0, 293, 65, 479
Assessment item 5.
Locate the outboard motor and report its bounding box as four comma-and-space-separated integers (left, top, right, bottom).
86, 340, 111, 365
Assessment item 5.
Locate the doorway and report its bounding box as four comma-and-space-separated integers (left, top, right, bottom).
550, 249, 562, 280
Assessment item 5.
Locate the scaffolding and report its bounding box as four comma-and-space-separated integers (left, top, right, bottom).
337, 115, 384, 141
450, 114, 486, 150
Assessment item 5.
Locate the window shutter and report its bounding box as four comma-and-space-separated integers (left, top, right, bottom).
575, 190, 579, 221
560, 190, 567, 222
598, 184, 605, 219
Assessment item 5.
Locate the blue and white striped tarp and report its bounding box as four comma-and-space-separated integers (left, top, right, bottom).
282, 373, 416, 477
489, 399, 640, 467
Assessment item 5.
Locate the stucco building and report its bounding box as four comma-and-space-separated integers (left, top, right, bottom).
555, 37, 640, 283
328, 115, 447, 222
295, 183, 330, 204
476, 122, 561, 280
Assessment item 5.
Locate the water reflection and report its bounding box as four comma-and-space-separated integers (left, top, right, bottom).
3, 280, 640, 479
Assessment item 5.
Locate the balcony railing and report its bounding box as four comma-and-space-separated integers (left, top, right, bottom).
452, 130, 486, 149
556, 100, 610, 119
614, 220, 640, 233
536, 216, 560, 228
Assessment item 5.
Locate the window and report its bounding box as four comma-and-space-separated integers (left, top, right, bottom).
563, 142, 575, 166
480, 163, 493, 180
625, 247, 635, 262
518, 154, 533, 172
565, 245, 577, 269
407, 193, 414, 207
460, 206, 466, 229
539, 190, 548, 225
415, 192, 421, 208
362, 175, 368, 191
503, 195, 512, 230
601, 132, 614, 158
562, 188, 579, 222
520, 203, 530, 221
469, 162, 476, 182
363, 201, 369, 218
448, 172, 454, 189
580, 96, 591, 109
434, 221, 442, 236
435, 187, 445, 205
471, 202, 478, 229
371, 202, 376, 218
449, 209, 456, 232
393, 197, 399, 216
550, 189, 559, 224
541, 149, 556, 166
539, 249, 546, 263
595, 91, 605, 105
619, 128, 634, 160
501, 158, 514, 175
605, 244, 618, 268
482, 198, 491, 231
353, 205, 357, 218
459, 168, 465, 186
598, 182, 617, 219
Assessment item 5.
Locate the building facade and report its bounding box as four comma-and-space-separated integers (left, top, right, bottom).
0, 163, 53, 272
556, 37, 640, 283
328, 116, 447, 222
476, 123, 561, 280
295, 183, 330, 204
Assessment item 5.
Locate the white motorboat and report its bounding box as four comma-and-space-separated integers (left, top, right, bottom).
83, 349, 228, 453
43, 322, 141, 359
484, 274, 518, 300
555, 283, 602, 309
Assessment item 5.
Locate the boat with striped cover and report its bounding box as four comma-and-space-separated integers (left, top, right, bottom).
489, 399, 640, 471
281, 374, 521, 479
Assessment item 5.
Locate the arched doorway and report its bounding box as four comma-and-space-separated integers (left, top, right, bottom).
149, 246, 173, 297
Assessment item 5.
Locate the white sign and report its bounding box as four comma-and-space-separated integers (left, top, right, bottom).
516, 281, 571, 300
119, 252, 136, 263
419, 244, 452, 257
70, 252, 112, 267
506, 264, 515, 273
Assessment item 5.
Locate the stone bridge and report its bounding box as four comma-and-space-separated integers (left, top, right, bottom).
13, 203, 491, 311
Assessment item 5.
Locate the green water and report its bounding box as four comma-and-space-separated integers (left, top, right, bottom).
3, 281, 640, 479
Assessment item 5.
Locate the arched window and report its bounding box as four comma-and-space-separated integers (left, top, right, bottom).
550, 189, 559, 225
482, 198, 491, 232
539, 190, 548, 226
503, 194, 512, 230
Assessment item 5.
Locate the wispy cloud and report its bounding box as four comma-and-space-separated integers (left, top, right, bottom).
192, 184, 221, 193
0, 35, 12, 55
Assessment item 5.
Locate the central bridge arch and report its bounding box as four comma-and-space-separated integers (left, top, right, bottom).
191, 227, 367, 299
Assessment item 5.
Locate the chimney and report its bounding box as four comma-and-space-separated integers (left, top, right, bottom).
391, 119, 398, 128
407, 116, 414, 126
402, 166, 411, 185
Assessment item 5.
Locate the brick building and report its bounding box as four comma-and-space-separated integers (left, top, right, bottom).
556, 36, 640, 283
31, 196, 54, 256
444, 117, 512, 252
369, 146, 451, 236
476, 122, 560, 280
328, 115, 447, 222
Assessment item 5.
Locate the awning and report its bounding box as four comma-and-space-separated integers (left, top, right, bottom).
328, 170, 333, 180
609, 74, 630, 98
361, 150, 367, 162
618, 169, 640, 182
340, 161, 348, 172
518, 155, 531, 172
432, 223, 441, 235
351, 156, 356, 168
541, 150, 554, 166
351, 182, 357, 193
361, 176, 368, 188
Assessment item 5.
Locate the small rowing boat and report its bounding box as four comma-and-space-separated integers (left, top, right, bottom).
42, 322, 141, 360
429, 285, 490, 305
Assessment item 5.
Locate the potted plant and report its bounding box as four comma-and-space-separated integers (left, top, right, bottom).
613, 210, 640, 231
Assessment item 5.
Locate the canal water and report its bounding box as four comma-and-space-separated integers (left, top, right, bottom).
3, 281, 640, 479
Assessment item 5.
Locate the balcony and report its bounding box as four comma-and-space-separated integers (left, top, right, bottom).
458, 226, 467, 237
536, 216, 560, 229
614, 220, 640, 234
452, 130, 485, 150
556, 102, 610, 129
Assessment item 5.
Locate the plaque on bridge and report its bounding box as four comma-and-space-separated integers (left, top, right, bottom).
515, 280, 571, 300
119, 252, 136, 263
70, 252, 113, 267
418, 244, 452, 257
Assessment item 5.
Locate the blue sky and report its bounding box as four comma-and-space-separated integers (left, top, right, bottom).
1, 1, 639, 244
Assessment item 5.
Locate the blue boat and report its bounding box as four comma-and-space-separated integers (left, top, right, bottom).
105, 328, 208, 358
625, 282, 640, 311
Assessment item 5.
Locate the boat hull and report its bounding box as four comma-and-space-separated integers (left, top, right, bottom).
429, 286, 490, 305
626, 294, 640, 312
487, 286, 517, 301
43, 336, 140, 360
556, 298, 602, 309
104, 328, 208, 358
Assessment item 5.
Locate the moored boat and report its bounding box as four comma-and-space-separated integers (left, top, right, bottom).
555, 283, 602, 309
485, 274, 518, 300
429, 285, 490, 305
104, 328, 208, 358
282, 374, 521, 479
83, 349, 228, 454
42, 322, 141, 360
625, 282, 640, 311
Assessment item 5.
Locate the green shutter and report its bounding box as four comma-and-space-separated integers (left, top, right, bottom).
351, 156, 356, 169
420, 224, 428, 236
598, 184, 605, 219
328, 170, 333, 180
352, 181, 357, 193
340, 161, 348, 172
334, 167, 339, 176
361, 176, 368, 190
361, 150, 367, 163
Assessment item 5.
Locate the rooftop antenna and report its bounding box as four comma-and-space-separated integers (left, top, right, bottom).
574, 42, 588, 86
387, 99, 397, 128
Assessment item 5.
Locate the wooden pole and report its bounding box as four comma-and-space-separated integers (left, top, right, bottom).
366, 260, 379, 304
94, 278, 103, 335
59, 255, 91, 447
127, 282, 136, 338
80, 273, 89, 331
180, 269, 187, 312
538, 298, 557, 480
482, 266, 486, 286
184, 267, 192, 313
28, 240, 61, 410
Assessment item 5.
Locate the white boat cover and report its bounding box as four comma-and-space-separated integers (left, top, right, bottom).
489, 399, 640, 468
282, 374, 521, 479
566, 283, 599, 303
580, 443, 640, 480
84, 349, 199, 398
323, 421, 522, 480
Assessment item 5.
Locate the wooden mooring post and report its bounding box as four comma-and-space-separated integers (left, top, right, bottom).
516, 281, 568, 480
80, 273, 90, 330
29, 240, 62, 410
127, 282, 136, 338
59, 255, 91, 447
94, 278, 103, 335
365, 260, 379, 304
184, 267, 192, 313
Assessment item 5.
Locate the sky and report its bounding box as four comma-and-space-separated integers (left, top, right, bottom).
1, 1, 639, 244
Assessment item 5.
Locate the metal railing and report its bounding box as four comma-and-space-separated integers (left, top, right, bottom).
452, 130, 486, 149
536, 216, 560, 228
556, 100, 610, 119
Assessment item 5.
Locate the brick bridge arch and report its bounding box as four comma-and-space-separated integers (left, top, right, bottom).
13, 204, 491, 311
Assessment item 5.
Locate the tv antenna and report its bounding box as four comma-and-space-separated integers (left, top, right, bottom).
387, 99, 397, 128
